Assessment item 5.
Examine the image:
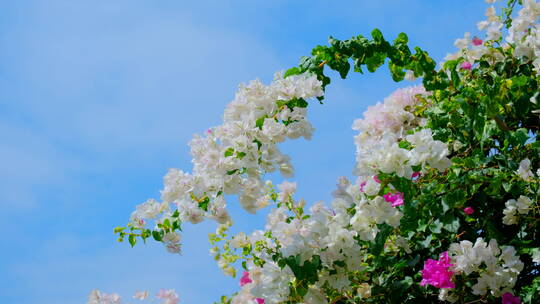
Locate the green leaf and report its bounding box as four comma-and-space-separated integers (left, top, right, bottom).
163, 218, 171, 228
152, 230, 163, 241
290, 98, 308, 108
255, 116, 266, 130
398, 140, 413, 150
389, 61, 405, 82
429, 219, 443, 234
224, 147, 234, 157
511, 75, 528, 88
442, 215, 460, 233
284, 67, 302, 78
333, 260, 346, 268
420, 235, 432, 248
236, 151, 246, 159
199, 197, 210, 212
394, 32, 408, 45
407, 254, 421, 267
371, 28, 384, 42
128, 234, 136, 247
371, 224, 393, 256
226, 169, 238, 175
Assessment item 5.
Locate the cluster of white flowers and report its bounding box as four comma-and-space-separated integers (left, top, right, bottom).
444, 1, 505, 66
249, 261, 295, 303
502, 195, 534, 225
88, 290, 120, 304
506, 158, 539, 225
447, 238, 524, 297
226, 172, 405, 304
446, 0, 540, 73
448, 31, 501, 65
87, 289, 179, 304
507, 0, 540, 73
222, 84, 458, 303
127, 72, 323, 251
352, 86, 451, 178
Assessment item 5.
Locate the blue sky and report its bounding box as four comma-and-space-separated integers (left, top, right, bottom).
0, 0, 496, 303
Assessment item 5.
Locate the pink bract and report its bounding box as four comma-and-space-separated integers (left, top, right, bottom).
502, 292, 521, 304
472, 37, 483, 46
240, 271, 253, 286
464, 207, 474, 215
383, 191, 404, 207
461, 62, 472, 70
359, 181, 367, 192
420, 251, 455, 289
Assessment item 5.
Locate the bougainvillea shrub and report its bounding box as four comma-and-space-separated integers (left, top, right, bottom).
90, 0, 539, 303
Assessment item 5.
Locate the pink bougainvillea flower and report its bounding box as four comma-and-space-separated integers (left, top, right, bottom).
502, 292, 521, 304
240, 271, 253, 286
359, 181, 367, 192
420, 251, 455, 289
255, 298, 265, 304
472, 37, 483, 46
463, 207, 474, 215
383, 192, 404, 207
461, 62, 472, 70
373, 175, 381, 183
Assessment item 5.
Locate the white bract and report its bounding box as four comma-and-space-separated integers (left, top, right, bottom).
502, 195, 533, 225
448, 238, 524, 297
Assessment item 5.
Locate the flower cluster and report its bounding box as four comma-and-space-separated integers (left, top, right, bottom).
507, 0, 540, 73
220, 86, 446, 303
448, 238, 524, 297
87, 289, 179, 304
88, 290, 121, 304
126, 72, 323, 252
447, 0, 540, 74
352, 86, 452, 178
427, 239, 525, 303
420, 251, 455, 289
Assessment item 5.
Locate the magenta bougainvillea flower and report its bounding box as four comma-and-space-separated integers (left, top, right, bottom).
420, 251, 455, 289
472, 36, 483, 46
359, 181, 367, 192
464, 207, 474, 215
461, 61, 472, 70
239, 271, 253, 286
502, 292, 521, 304
383, 191, 404, 207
